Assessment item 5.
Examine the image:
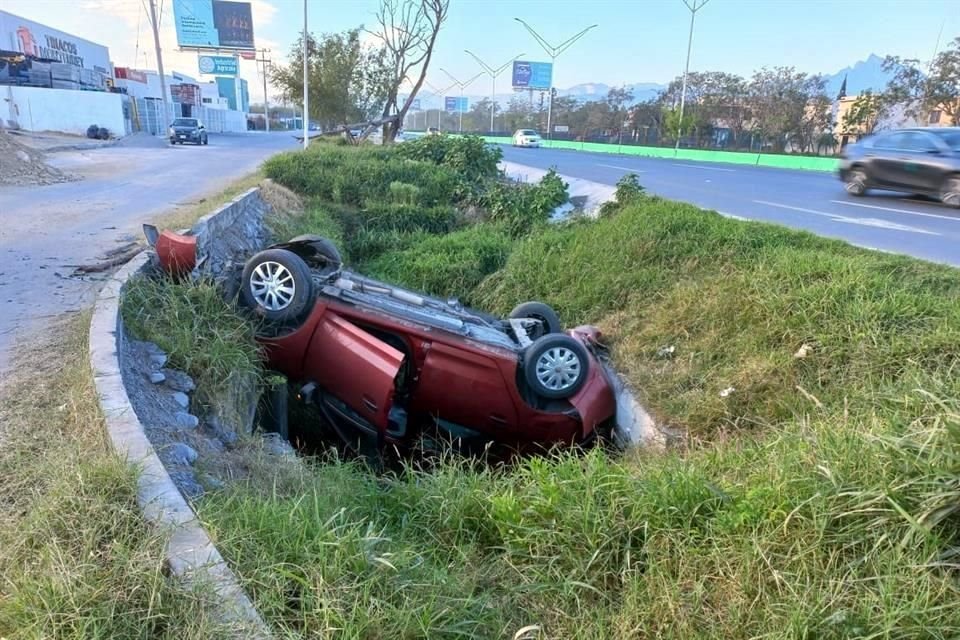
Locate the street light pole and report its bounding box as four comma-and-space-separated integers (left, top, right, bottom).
675, 0, 710, 152
514, 18, 597, 140
464, 50, 525, 134
439, 69, 483, 133
147, 0, 169, 135
302, 0, 308, 149
424, 79, 459, 131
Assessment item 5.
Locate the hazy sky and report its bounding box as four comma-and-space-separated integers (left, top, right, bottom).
4, 0, 958, 104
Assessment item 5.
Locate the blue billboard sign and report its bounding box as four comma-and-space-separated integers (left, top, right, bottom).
411, 98, 421, 110
198, 54, 238, 75
511, 60, 553, 90
173, 0, 255, 51
444, 96, 468, 113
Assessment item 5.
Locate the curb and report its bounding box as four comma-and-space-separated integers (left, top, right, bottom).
89, 252, 272, 638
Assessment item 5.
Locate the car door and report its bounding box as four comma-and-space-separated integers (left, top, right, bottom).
869, 132, 913, 188
902, 132, 949, 193
303, 312, 404, 433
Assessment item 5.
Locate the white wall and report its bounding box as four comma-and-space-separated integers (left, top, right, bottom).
1, 85, 125, 136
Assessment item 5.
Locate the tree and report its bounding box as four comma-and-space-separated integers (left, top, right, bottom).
885, 37, 960, 125
841, 90, 887, 135
464, 98, 499, 132
628, 99, 663, 144
272, 29, 389, 131
606, 86, 634, 142
748, 67, 825, 152
501, 96, 537, 132
370, 0, 449, 142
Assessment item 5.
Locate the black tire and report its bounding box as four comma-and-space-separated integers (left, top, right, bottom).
940, 174, 960, 209
523, 334, 590, 400
273, 234, 343, 270
202, 135, 208, 145
510, 301, 562, 340
240, 249, 315, 323
845, 166, 868, 197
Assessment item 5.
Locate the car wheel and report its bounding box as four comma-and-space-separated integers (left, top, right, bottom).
203, 135, 208, 145
939, 175, 960, 209
845, 167, 868, 196
287, 234, 342, 265
524, 334, 590, 400
240, 249, 315, 323
509, 301, 562, 340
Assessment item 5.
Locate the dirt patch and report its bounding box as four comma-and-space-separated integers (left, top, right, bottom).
0, 128, 74, 186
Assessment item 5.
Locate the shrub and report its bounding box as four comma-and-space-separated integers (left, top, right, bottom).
482, 169, 569, 236
599, 172, 646, 216
395, 134, 502, 183
363, 224, 513, 298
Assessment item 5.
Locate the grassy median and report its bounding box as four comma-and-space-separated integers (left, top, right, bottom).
168, 138, 960, 638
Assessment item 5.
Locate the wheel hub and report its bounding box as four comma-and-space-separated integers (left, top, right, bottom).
535, 347, 581, 391
250, 261, 296, 311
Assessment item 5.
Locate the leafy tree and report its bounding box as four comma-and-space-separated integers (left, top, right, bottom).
464, 98, 499, 132
841, 90, 887, 135
748, 67, 826, 152
885, 37, 960, 125
501, 96, 538, 132
606, 86, 634, 141
271, 29, 390, 131
628, 99, 664, 144
370, 0, 449, 142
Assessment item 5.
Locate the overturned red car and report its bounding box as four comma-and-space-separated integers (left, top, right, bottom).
145, 227, 617, 452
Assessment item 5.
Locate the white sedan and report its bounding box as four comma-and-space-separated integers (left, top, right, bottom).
512, 129, 541, 147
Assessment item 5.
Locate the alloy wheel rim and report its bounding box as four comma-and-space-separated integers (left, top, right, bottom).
535, 347, 581, 391
250, 261, 296, 311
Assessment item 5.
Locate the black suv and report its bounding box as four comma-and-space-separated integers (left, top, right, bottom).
839, 127, 960, 208
169, 118, 208, 146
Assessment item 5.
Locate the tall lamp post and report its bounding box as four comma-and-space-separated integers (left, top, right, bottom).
675, 0, 711, 152
464, 50, 525, 134
439, 69, 483, 133
514, 18, 597, 140
424, 79, 459, 131
302, 0, 308, 149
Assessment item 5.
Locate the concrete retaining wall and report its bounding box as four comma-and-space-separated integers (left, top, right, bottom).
89, 187, 274, 637
2, 85, 126, 136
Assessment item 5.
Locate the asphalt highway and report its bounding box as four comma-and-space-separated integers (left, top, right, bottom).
500, 145, 960, 267
0, 131, 298, 372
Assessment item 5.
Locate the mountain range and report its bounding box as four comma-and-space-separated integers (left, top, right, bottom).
410, 54, 894, 109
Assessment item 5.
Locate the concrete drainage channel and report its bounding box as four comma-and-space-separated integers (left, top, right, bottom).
88, 168, 663, 635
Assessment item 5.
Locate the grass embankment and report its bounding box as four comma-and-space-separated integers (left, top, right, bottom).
0, 316, 231, 639
170, 138, 960, 637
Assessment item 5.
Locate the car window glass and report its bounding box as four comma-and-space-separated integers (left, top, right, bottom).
935, 132, 960, 150
902, 133, 937, 152
874, 132, 909, 150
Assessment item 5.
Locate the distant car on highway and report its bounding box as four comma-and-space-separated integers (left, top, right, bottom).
427, 127, 441, 136
169, 118, 208, 146
513, 129, 541, 148
839, 127, 960, 208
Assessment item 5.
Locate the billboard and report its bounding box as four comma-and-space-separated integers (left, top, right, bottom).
0, 10, 111, 74
171, 83, 201, 106
511, 60, 553, 90
411, 98, 421, 111
444, 96, 468, 113
198, 54, 238, 75
172, 0, 255, 51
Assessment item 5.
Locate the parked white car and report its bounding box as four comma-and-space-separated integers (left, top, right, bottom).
512, 129, 541, 147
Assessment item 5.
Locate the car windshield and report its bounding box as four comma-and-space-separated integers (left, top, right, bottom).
172, 119, 197, 127
932, 130, 960, 150
519, 130, 538, 136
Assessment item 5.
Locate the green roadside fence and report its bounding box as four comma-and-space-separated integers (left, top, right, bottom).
474, 135, 839, 173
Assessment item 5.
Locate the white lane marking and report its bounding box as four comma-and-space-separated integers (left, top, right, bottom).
753, 200, 940, 236
671, 163, 736, 172
830, 199, 960, 223
597, 164, 644, 172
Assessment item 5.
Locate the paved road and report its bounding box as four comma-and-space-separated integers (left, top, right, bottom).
0, 132, 298, 371
500, 145, 960, 266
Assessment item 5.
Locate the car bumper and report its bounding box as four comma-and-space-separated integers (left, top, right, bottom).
517, 140, 540, 147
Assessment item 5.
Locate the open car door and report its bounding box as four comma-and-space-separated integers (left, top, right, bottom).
303, 313, 404, 436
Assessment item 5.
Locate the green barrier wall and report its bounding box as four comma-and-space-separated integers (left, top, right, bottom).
479, 136, 838, 173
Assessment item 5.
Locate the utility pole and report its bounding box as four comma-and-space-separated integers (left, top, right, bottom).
256, 48, 272, 132
675, 0, 711, 152
464, 50, 525, 133
439, 68, 483, 133
302, 0, 308, 149
514, 18, 597, 140
147, 0, 169, 134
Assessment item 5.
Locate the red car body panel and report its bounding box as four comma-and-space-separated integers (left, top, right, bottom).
155, 231, 197, 276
